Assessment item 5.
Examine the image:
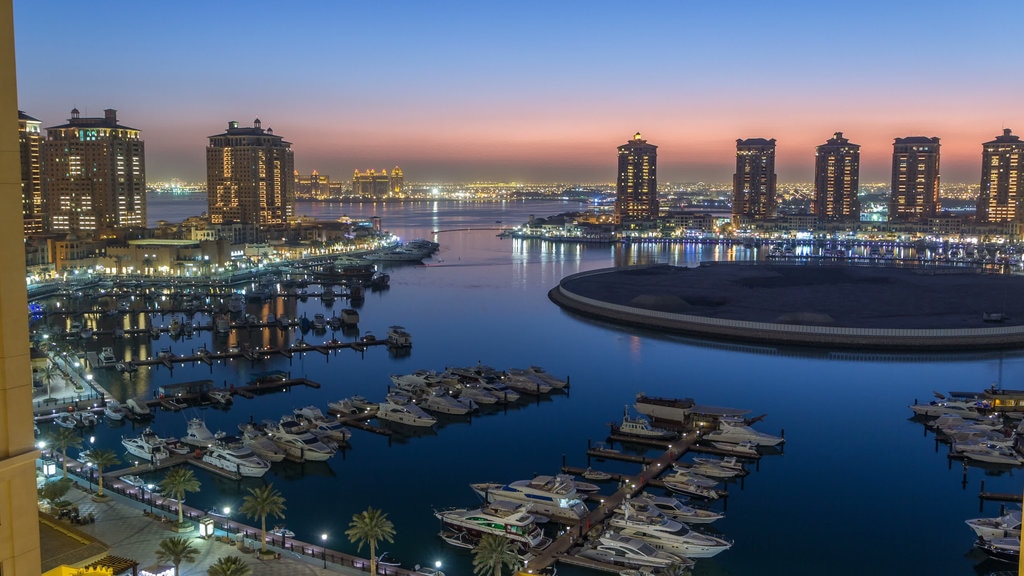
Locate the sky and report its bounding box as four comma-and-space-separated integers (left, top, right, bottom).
13, 1, 1024, 185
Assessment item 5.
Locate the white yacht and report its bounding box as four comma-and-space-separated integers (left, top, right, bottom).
966, 509, 1022, 540
961, 443, 1024, 466
265, 420, 335, 461
434, 500, 547, 548
909, 399, 982, 419
454, 384, 499, 405
122, 428, 171, 462
470, 474, 588, 522
376, 399, 437, 427
500, 370, 552, 395
709, 439, 760, 457
182, 418, 224, 448
416, 387, 478, 415
636, 492, 724, 524
613, 408, 677, 440
525, 366, 568, 389
328, 395, 378, 415
693, 456, 745, 473
202, 439, 271, 477
611, 501, 731, 558
104, 399, 128, 421
577, 532, 682, 569
238, 424, 286, 463
98, 347, 116, 365
662, 474, 721, 500
673, 460, 743, 479
293, 406, 353, 443
703, 417, 785, 446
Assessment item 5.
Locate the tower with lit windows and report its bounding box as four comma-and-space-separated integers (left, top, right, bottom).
732, 138, 777, 223
813, 132, 860, 222
976, 129, 1024, 223
207, 118, 295, 228
390, 166, 404, 195
18, 110, 42, 234
41, 108, 146, 236
889, 136, 941, 221
614, 132, 658, 222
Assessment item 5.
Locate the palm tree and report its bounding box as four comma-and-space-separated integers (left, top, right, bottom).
207, 555, 252, 576
155, 536, 199, 576
84, 448, 119, 497
44, 427, 82, 478
345, 506, 395, 576
41, 360, 57, 398
159, 467, 200, 528
238, 484, 286, 554
471, 534, 520, 576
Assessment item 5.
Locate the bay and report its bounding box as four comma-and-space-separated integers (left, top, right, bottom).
65, 197, 1024, 575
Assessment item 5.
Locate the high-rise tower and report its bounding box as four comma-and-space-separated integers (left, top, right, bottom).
42, 108, 146, 236
890, 136, 941, 221
18, 110, 42, 234
390, 166, 404, 195
976, 129, 1024, 223
813, 132, 860, 222
614, 132, 658, 222
732, 138, 777, 223
207, 119, 295, 228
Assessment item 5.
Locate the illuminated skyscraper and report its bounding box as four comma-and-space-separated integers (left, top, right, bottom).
295, 170, 332, 200
614, 132, 658, 222
390, 166, 404, 195
813, 132, 860, 222
890, 136, 940, 221
42, 108, 146, 236
207, 119, 295, 227
18, 110, 42, 234
976, 129, 1024, 223
732, 138, 777, 223
352, 169, 391, 197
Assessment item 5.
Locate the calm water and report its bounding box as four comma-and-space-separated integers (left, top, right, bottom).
64, 197, 1024, 575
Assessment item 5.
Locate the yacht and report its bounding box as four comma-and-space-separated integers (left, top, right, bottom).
966, 509, 1022, 540
909, 399, 982, 419
238, 424, 287, 462
708, 439, 760, 457
207, 389, 233, 406
470, 474, 588, 522
104, 399, 128, 421
692, 456, 746, 473
525, 366, 568, 389
119, 475, 160, 492
611, 502, 731, 558
98, 347, 116, 365
265, 420, 335, 461
974, 536, 1020, 563
961, 444, 1024, 466
703, 417, 785, 447
673, 460, 743, 479
612, 408, 677, 440
577, 532, 682, 569
636, 492, 724, 524
293, 406, 353, 443
122, 428, 172, 462
500, 370, 552, 395
328, 396, 378, 415
661, 474, 721, 500
416, 387, 477, 415
387, 325, 412, 347
182, 418, 224, 448
376, 399, 437, 427
202, 439, 271, 477
434, 500, 547, 548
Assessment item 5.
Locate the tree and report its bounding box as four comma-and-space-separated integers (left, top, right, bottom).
38, 477, 73, 508
207, 555, 252, 576
84, 448, 119, 497
155, 536, 199, 576
160, 468, 200, 527
472, 534, 520, 576
238, 484, 286, 554
41, 360, 57, 398
345, 506, 395, 576
44, 426, 82, 478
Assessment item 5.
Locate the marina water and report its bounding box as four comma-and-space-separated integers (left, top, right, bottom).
52, 197, 1024, 575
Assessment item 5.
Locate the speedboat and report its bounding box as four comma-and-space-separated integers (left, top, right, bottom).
270, 526, 295, 538
612, 408, 677, 440
637, 492, 724, 524
526, 366, 568, 389
470, 474, 588, 522
703, 417, 784, 446
119, 474, 146, 488
434, 500, 547, 548
966, 509, 1022, 540
577, 532, 682, 569
54, 413, 79, 429
202, 439, 271, 477
376, 399, 437, 427
122, 428, 172, 462
207, 389, 233, 405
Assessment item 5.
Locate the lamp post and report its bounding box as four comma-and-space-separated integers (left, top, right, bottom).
146, 484, 155, 514
199, 516, 214, 539
321, 533, 328, 568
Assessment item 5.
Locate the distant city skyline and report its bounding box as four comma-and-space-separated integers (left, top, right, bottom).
14, 1, 1024, 184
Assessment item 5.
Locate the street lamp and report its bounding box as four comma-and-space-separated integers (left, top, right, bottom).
199, 516, 214, 538
146, 484, 155, 514
435, 560, 442, 575
42, 459, 56, 478
321, 533, 328, 568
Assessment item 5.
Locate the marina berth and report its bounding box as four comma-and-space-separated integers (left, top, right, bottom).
470, 474, 589, 523
966, 509, 1022, 540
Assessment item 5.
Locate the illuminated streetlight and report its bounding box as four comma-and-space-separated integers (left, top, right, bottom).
321, 533, 328, 568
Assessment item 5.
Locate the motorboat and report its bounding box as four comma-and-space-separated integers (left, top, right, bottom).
966, 509, 1022, 540
974, 536, 1020, 563
961, 444, 1024, 466
470, 474, 588, 522
182, 418, 224, 448
376, 399, 437, 427
673, 460, 744, 479
293, 406, 353, 443
611, 500, 731, 559
636, 492, 724, 524
434, 500, 547, 547
500, 370, 552, 395
98, 347, 116, 365
703, 417, 784, 447
708, 440, 760, 457
577, 532, 682, 569
416, 387, 477, 415
909, 399, 983, 419
202, 439, 271, 478
54, 413, 79, 429
662, 470, 719, 489
238, 424, 287, 463
270, 526, 295, 538
387, 325, 412, 347
453, 383, 499, 405
122, 428, 171, 462
525, 366, 568, 389
582, 467, 613, 481
265, 420, 335, 461
119, 475, 160, 493
328, 395, 378, 415
207, 389, 233, 405
612, 408, 677, 440
692, 456, 745, 473
662, 474, 721, 500
125, 397, 150, 418
104, 399, 128, 421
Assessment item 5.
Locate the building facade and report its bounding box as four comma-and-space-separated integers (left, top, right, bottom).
812, 132, 860, 222
207, 119, 295, 229
976, 128, 1024, 223
614, 132, 658, 222
732, 138, 777, 223
351, 169, 392, 197
890, 136, 941, 221
390, 166, 404, 195
295, 170, 332, 200
18, 110, 42, 234
41, 108, 146, 237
